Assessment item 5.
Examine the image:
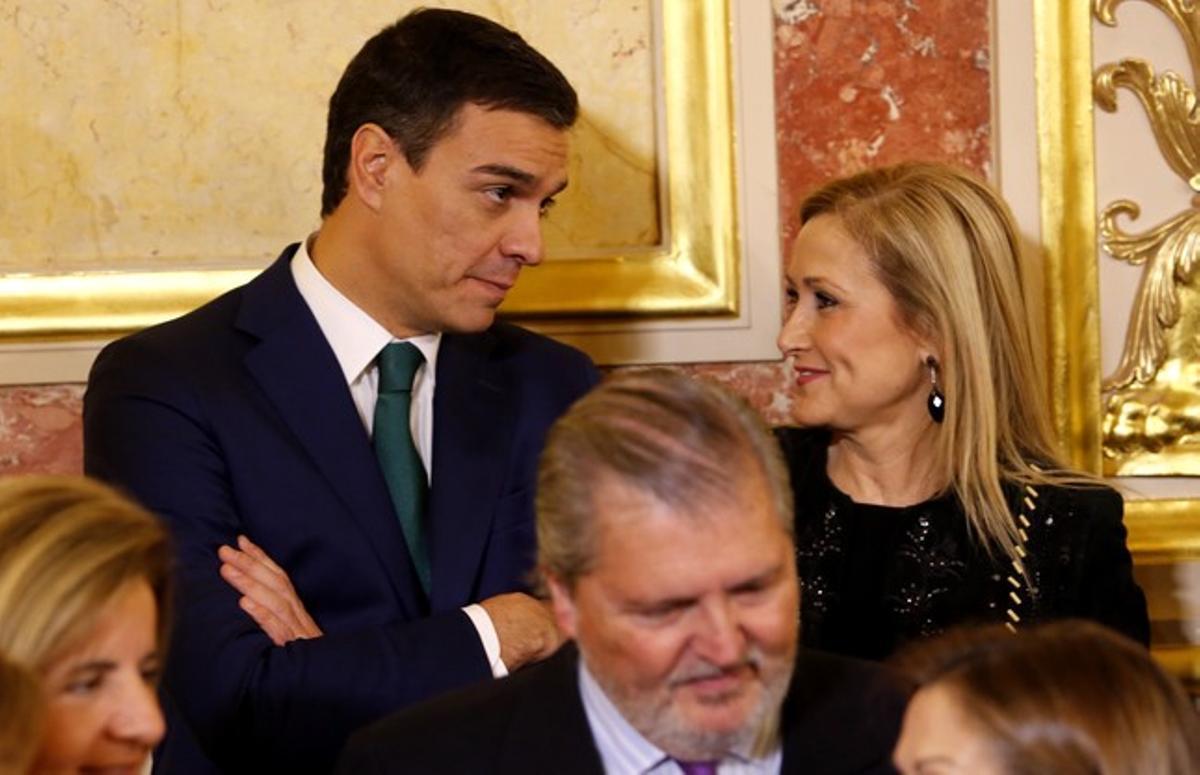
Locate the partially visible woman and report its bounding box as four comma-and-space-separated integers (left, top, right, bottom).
891, 620, 1200, 774
0, 654, 42, 775
0, 476, 169, 774
776, 162, 1148, 660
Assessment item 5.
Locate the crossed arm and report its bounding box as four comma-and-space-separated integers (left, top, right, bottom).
218, 535, 563, 668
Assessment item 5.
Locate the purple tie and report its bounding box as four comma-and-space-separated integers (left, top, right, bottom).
674, 761, 718, 775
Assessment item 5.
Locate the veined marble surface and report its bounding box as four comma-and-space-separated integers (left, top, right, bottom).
0, 0, 656, 273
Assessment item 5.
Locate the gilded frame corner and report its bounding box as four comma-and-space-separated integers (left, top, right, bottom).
0, 0, 739, 343
1035, 0, 1200, 683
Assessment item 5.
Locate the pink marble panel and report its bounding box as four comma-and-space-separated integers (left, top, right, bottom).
0, 385, 85, 475
774, 0, 992, 248
702, 0, 992, 425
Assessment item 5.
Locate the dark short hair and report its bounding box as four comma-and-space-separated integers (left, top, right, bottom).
537, 369, 794, 588
320, 8, 579, 216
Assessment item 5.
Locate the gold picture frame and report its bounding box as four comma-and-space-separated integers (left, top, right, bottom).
0, 0, 738, 342
1034, 0, 1200, 689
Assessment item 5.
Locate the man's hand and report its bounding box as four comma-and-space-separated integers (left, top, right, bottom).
218, 535, 323, 646
479, 592, 564, 672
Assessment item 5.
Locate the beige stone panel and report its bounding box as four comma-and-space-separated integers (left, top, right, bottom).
0, 0, 657, 272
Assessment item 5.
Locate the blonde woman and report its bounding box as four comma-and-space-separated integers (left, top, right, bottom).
0, 476, 169, 773
892, 620, 1200, 774
776, 162, 1148, 659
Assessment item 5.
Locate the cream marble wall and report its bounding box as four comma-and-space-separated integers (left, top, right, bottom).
0, 0, 657, 274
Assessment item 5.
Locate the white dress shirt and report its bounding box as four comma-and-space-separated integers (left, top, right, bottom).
578, 660, 782, 775
291, 237, 507, 678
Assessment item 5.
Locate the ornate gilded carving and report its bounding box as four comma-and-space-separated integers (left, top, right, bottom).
1093, 0, 1200, 473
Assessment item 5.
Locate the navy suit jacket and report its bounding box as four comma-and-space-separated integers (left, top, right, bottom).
337, 644, 910, 775
83, 245, 599, 773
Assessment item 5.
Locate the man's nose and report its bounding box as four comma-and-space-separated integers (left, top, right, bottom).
499, 207, 545, 267
110, 678, 166, 748
693, 598, 747, 666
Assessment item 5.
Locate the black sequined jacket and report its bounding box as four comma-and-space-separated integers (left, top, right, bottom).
776, 427, 1150, 661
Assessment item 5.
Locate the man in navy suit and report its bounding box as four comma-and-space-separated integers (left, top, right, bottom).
338, 371, 907, 774
83, 9, 597, 773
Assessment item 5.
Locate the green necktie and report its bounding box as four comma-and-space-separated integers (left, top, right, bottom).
373, 342, 430, 595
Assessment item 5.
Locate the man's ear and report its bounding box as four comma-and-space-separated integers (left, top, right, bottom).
544, 569, 578, 639
346, 123, 399, 212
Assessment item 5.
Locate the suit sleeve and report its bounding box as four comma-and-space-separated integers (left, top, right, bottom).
1073, 487, 1150, 646
84, 338, 491, 772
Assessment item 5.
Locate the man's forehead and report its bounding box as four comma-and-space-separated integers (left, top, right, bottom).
410, 108, 569, 194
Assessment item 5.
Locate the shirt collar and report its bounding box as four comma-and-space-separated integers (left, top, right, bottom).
290, 236, 441, 384
579, 659, 666, 774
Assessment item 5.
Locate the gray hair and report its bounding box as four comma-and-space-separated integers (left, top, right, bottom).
536, 369, 793, 587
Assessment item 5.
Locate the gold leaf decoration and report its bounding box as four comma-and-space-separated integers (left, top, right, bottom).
1092, 0, 1200, 473
1095, 62, 1200, 189
1100, 203, 1200, 389
1095, 0, 1200, 86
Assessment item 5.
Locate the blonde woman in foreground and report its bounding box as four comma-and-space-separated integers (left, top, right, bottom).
892, 619, 1200, 774
776, 162, 1148, 659
0, 476, 170, 773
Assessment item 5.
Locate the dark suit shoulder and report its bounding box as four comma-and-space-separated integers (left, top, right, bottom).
337, 669, 518, 773
337, 646, 594, 775
782, 650, 910, 775
91, 248, 300, 380
96, 284, 242, 367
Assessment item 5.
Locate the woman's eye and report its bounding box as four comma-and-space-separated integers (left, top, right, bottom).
538, 198, 557, 217
815, 291, 837, 309
65, 673, 104, 695
784, 287, 799, 306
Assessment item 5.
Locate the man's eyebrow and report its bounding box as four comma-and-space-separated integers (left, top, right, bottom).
470, 164, 536, 185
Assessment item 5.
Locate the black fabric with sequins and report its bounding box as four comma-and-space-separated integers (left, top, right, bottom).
776, 427, 1150, 661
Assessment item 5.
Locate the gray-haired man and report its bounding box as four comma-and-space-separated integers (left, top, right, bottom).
339, 370, 907, 774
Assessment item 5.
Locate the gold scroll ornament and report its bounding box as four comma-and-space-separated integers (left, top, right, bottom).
1094, 0, 1200, 474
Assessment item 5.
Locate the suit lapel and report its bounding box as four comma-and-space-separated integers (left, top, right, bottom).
497, 645, 605, 775
236, 249, 424, 613
427, 332, 518, 609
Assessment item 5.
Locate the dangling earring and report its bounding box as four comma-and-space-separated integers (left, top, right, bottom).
926, 356, 945, 423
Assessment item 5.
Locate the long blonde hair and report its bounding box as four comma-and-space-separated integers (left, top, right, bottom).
799, 162, 1073, 563
0, 475, 171, 671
